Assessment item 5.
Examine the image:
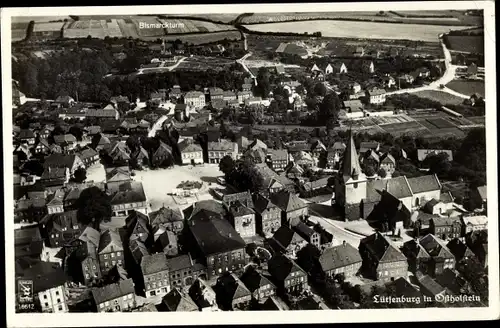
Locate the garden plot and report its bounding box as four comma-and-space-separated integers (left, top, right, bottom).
379, 121, 427, 136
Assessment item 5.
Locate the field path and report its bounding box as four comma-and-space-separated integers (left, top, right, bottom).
236, 50, 256, 80
136, 56, 188, 75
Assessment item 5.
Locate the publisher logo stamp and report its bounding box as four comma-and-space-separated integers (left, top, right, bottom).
18, 279, 34, 304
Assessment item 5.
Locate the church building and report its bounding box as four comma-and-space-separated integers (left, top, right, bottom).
334, 130, 443, 221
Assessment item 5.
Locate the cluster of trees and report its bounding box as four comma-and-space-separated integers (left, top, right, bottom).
76, 186, 112, 230
219, 155, 264, 193
13, 44, 249, 103
13, 49, 114, 102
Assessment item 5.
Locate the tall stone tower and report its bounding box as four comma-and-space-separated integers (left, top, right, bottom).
334, 129, 368, 220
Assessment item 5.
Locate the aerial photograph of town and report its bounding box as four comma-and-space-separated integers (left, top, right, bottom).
8, 6, 490, 315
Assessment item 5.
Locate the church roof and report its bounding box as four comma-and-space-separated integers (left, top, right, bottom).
342, 130, 362, 179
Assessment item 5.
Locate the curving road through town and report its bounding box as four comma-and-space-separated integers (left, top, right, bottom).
148, 115, 169, 138
384, 35, 469, 99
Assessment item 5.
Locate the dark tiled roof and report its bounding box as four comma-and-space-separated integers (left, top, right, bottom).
129, 239, 149, 264
40, 210, 79, 233
54, 134, 77, 145
320, 243, 362, 271
272, 226, 306, 249
98, 229, 124, 254
390, 277, 421, 298
105, 166, 131, 182
78, 148, 99, 160
240, 267, 275, 293
229, 202, 255, 217
268, 149, 288, 161
402, 239, 431, 259
166, 254, 195, 272
293, 221, 316, 240
183, 200, 226, 221
418, 275, 445, 296
252, 193, 278, 214
188, 213, 245, 256
407, 175, 441, 194
446, 238, 474, 260
141, 253, 169, 275
162, 288, 198, 312
268, 253, 305, 282
418, 234, 454, 259
91, 278, 135, 304
178, 139, 203, 153
150, 206, 183, 227
430, 216, 461, 227
15, 225, 42, 244
43, 154, 80, 170
19, 129, 35, 139
360, 232, 406, 263
270, 191, 306, 213
217, 273, 251, 302
41, 167, 68, 181
222, 191, 254, 208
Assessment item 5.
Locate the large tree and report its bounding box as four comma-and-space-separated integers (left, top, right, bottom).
319, 92, 341, 129
73, 167, 87, 183
219, 155, 235, 177
76, 186, 112, 230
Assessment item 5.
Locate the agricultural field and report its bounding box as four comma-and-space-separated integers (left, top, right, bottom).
446, 80, 485, 98
63, 19, 123, 39
412, 90, 466, 105
378, 121, 428, 136
244, 20, 468, 42
165, 14, 240, 24
418, 117, 457, 130
444, 35, 484, 54
239, 11, 479, 26
157, 18, 236, 33
116, 18, 140, 38
33, 21, 66, 33
132, 17, 165, 38
163, 30, 241, 44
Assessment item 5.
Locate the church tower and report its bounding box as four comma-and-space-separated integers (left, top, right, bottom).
334, 129, 368, 220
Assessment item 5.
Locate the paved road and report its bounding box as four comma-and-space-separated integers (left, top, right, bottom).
384, 35, 469, 99
148, 115, 169, 138
236, 51, 256, 79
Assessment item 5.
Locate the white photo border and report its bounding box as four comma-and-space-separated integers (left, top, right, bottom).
2, 1, 498, 326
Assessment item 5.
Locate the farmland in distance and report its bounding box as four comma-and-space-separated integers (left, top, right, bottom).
244, 20, 471, 42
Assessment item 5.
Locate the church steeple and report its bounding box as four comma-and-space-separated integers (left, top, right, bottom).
342, 129, 362, 179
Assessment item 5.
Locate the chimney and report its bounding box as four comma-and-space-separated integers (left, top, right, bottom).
343, 240, 346, 248
228, 233, 232, 238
